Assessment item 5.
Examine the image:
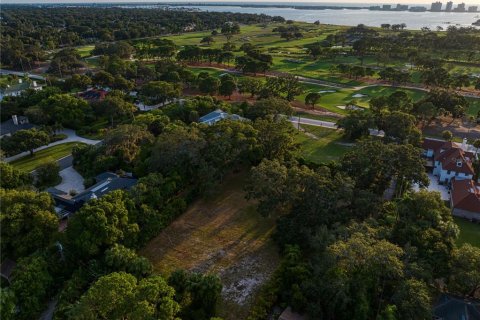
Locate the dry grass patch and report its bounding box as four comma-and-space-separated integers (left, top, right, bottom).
140, 172, 280, 319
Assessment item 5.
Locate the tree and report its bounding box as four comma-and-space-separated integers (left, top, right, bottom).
66, 191, 139, 259
93, 70, 115, 87
337, 110, 375, 140
254, 118, 299, 161
140, 81, 182, 105
200, 36, 214, 45
244, 97, 292, 120
448, 244, 480, 297
262, 75, 303, 101
442, 130, 453, 141
100, 95, 137, 127
0, 288, 16, 320
392, 191, 459, 278
0, 162, 32, 189
381, 111, 422, 145
11, 255, 53, 320
8, 129, 50, 156
104, 124, 154, 165
237, 77, 262, 97
198, 76, 220, 95
105, 244, 152, 278
38, 93, 91, 129
69, 272, 180, 319
473, 139, 480, 156
64, 74, 92, 91
304, 92, 321, 109
35, 161, 60, 189
0, 189, 58, 259
219, 77, 236, 98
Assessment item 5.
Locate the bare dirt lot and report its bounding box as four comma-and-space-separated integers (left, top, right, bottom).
140, 172, 280, 319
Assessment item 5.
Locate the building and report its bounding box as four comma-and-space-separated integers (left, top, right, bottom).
450, 178, 480, 220
0, 79, 43, 100
454, 2, 466, 11
77, 88, 108, 102
431, 1, 443, 11
409, 6, 427, 11
396, 4, 409, 10
445, 1, 453, 11
198, 109, 247, 125
468, 5, 478, 12
0, 115, 36, 138
433, 294, 480, 320
382, 4, 392, 10
422, 138, 475, 184
48, 172, 138, 218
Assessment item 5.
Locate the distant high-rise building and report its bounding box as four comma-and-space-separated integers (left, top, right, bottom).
410, 6, 427, 11
468, 5, 478, 12
382, 4, 392, 10
431, 1, 443, 11
396, 4, 409, 10
454, 2, 466, 11
445, 1, 453, 11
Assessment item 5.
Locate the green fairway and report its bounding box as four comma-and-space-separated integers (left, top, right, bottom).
10, 142, 86, 172
76, 45, 95, 58
295, 125, 351, 163
454, 217, 480, 248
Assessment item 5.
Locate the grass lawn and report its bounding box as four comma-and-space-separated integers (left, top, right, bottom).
140, 172, 279, 319
10, 142, 86, 172
454, 217, 480, 248
467, 98, 480, 117
295, 125, 352, 163
76, 45, 95, 58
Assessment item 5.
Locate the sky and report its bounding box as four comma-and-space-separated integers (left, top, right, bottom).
3, 0, 479, 5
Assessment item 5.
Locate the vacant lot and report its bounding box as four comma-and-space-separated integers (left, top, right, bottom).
296, 125, 352, 163
454, 217, 480, 248
10, 142, 86, 172
140, 172, 279, 319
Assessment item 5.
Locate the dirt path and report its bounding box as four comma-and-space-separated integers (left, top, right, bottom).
140, 172, 279, 319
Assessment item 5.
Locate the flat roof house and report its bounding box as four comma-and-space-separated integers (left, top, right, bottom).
199, 109, 246, 125
450, 178, 480, 221
48, 172, 137, 218
0, 115, 36, 139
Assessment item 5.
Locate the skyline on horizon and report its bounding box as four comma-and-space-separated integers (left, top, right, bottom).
3, 0, 480, 5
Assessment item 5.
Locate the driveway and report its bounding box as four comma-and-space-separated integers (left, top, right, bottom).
413, 173, 450, 201
54, 166, 85, 194
4, 129, 101, 163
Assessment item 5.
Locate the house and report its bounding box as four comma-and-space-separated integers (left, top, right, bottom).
199, 109, 246, 125
77, 88, 108, 102
48, 172, 137, 218
0, 115, 36, 138
422, 138, 476, 184
433, 294, 480, 320
0, 79, 43, 100
450, 178, 480, 220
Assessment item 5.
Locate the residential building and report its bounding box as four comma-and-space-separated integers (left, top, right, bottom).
433, 294, 480, 320
77, 88, 108, 102
0, 79, 43, 100
431, 2, 443, 11
396, 4, 409, 10
0, 115, 36, 138
198, 109, 247, 125
422, 138, 475, 184
450, 178, 480, 220
445, 1, 453, 11
468, 5, 478, 12
48, 172, 138, 218
382, 4, 392, 10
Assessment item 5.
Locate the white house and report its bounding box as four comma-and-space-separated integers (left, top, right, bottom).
0, 79, 43, 100
430, 141, 475, 184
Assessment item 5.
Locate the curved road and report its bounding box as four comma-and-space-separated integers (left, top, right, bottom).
4, 129, 101, 163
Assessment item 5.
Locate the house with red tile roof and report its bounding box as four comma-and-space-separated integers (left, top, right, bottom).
429, 140, 475, 184
450, 178, 480, 220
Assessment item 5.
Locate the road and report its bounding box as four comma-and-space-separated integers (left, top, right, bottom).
4, 129, 101, 163
0, 69, 46, 81
289, 116, 385, 137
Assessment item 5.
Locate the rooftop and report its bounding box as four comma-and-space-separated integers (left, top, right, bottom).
451, 178, 480, 213
0, 116, 36, 136
433, 294, 480, 320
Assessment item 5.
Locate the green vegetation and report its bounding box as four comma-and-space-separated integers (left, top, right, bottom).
454, 217, 480, 248
10, 142, 85, 172
295, 125, 351, 163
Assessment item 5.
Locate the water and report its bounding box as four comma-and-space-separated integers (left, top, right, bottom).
180, 5, 480, 30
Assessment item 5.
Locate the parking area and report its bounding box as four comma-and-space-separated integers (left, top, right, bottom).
54, 166, 85, 194
413, 173, 450, 201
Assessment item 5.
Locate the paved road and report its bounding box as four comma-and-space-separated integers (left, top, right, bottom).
4, 129, 101, 163
289, 116, 385, 137
0, 69, 46, 81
